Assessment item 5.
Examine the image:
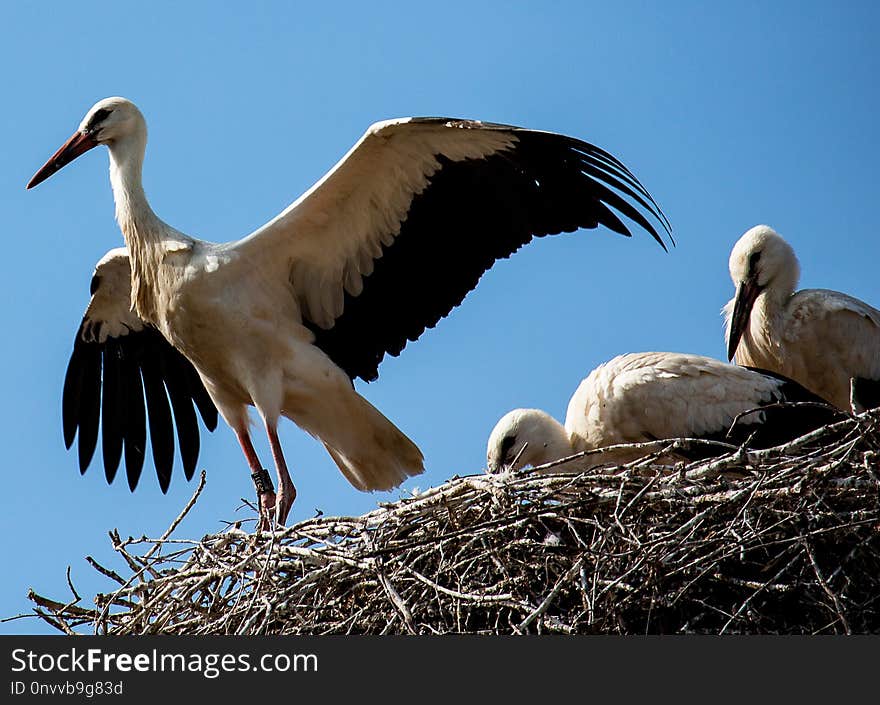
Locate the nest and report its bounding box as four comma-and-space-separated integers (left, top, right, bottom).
20, 412, 880, 635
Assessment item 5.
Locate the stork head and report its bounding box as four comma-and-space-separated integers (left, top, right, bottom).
27, 97, 145, 189
486, 408, 572, 473
725, 225, 800, 360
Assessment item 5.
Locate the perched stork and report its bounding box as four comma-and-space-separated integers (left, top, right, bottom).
28, 97, 671, 530
64, 248, 218, 493
487, 352, 840, 472
725, 225, 880, 411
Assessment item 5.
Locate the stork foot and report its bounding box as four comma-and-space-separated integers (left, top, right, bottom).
264, 424, 297, 526
251, 467, 277, 533
275, 481, 297, 526
256, 491, 277, 532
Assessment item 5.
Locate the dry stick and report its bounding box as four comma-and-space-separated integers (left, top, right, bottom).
111, 531, 159, 581
827, 535, 874, 584
362, 530, 417, 635
528, 438, 741, 475
517, 556, 585, 632
236, 529, 280, 635
85, 557, 126, 586
748, 416, 857, 459
711, 574, 791, 593
719, 552, 802, 634
376, 569, 417, 635
93, 470, 208, 633
802, 539, 851, 635
144, 470, 208, 562
26, 590, 96, 618
33, 609, 77, 636
402, 566, 514, 604
65, 566, 81, 603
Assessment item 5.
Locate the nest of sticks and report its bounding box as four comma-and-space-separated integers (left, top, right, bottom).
21, 411, 880, 635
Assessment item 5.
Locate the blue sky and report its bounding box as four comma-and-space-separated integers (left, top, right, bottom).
2, 2, 878, 634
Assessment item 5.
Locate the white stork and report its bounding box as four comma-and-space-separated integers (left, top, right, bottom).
28, 97, 671, 530
725, 225, 880, 411
487, 352, 840, 472
64, 248, 218, 493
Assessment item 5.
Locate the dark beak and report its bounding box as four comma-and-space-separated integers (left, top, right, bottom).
27, 130, 99, 189
727, 278, 762, 361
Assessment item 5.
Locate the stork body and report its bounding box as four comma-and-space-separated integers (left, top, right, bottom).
487, 352, 839, 472
30, 98, 670, 530
725, 225, 880, 411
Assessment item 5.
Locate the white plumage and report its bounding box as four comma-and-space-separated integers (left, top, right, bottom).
725, 225, 880, 411
83, 249, 144, 342
29, 97, 670, 530
487, 352, 839, 472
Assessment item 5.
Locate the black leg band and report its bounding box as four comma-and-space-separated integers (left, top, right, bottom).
251, 468, 275, 495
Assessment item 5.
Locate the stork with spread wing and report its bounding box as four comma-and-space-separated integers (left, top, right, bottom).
29, 98, 671, 530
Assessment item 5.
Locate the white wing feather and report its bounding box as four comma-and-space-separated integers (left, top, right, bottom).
230, 119, 516, 329
566, 352, 785, 448
81, 247, 145, 342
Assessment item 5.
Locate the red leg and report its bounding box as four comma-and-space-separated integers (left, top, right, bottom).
235, 428, 276, 532
266, 424, 297, 525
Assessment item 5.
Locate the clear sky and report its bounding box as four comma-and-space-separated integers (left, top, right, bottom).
2, 1, 878, 634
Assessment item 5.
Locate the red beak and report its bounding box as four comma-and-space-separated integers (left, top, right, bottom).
27, 130, 99, 189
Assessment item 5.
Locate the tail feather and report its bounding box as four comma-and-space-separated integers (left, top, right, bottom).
324, 438, 423, 492
288, 388, 424, 492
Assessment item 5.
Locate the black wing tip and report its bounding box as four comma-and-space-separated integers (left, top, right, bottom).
653, 227, 671, 253
513, 131, 675, 251
157, 467, 172, 494
564, 134, 674, 249
413, 119, 676, 248
744, 367, 827, 401
127, 464, 143, 492
64, 324, 217, 495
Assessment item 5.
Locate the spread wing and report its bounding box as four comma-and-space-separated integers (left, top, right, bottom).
232, 117, 672, 382
63, 248, 218, 493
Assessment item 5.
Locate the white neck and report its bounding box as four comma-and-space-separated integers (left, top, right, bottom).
729, 283, 789, 369
756, 287, 788, 351
108, 134, 163, 242
516, 410, 575, 468
760, 246, 800, 327
107, 135, 185, 323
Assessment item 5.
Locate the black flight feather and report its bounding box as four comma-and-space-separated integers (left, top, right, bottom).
308, 125, 671, 383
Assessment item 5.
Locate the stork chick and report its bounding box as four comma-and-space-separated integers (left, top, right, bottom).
487, 352, 840, 473
725, 225, 880, 411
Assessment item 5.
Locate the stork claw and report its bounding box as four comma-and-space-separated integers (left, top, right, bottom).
256, 490, 278, 532
254, 483, 295, 532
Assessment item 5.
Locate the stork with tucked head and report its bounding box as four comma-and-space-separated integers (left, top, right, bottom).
487, 352, 841, 473
29, 97, 671, 531
725, 225, 880, 412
